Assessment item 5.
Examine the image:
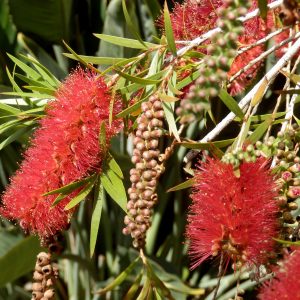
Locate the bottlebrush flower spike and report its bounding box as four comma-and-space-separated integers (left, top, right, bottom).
258, 249, 300, 299
0, 68, 121, 237
186, 157, 279, 271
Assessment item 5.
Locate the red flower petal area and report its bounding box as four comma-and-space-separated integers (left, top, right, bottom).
0, 68, 121, 237
258, 249, 300, 300
186, 157, 279, 271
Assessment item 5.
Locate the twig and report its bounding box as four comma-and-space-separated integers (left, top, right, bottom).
184, 35, 300, 163
213, 253, 224, 300
237, 26, 292, 54
229, 32, 300, 84
173, 0, 283, 58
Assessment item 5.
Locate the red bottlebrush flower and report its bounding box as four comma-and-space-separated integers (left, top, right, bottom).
186, 157, 279, 271
0, 68, 121, 237
157, 0, 221, 50
258, 249, 300, 300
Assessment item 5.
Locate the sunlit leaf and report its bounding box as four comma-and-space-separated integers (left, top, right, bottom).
163, 1, 177, 56
219, 89, 244, 120
167, 178, 194, 192
94, 33, 157, 49
90, 179, 104, 257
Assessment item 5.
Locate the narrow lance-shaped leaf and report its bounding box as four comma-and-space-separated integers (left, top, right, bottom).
115, 69, 161, 85
94, 34, 157, 49
124, 272, 143, 300
167, 178, 195, 193
100, 166, 127, 212
162, 72, 180, 141
0, 236, 43, 287
7, 53, 41, 80
251, 78, 268, 106
90, 179, 104, 257
163, 1, 177, 56
247, 117, 272, 143
45, 174, 97, 197
219, 89, 244, 120
63, 41, 101, 74
146, 261, 174, 300
122, 0, 147, 49
258, 0, 268, 19
63, 53, 129, 66
64, 176, 98, 210
95, 257, 141, 294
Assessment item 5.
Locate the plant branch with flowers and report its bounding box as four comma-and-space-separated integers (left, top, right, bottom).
1, 0, 300, 299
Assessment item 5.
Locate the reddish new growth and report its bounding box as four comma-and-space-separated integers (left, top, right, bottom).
160, 0, 274, 95
0, 68, 120, 237
258, 249, 300, 300
186, 157, 279, 271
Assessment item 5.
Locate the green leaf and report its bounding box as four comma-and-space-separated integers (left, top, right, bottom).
116, 96, 147, 118
95, 257, 141, 294
0, 102, 20, 115
100, 166, 127, 212
90, 180, 104, 257
94, 33, 156, 49
18, 54, 60, 88
159, 93, 179, 103
163, 1, 177, 56
63, 53, 129, 66
179, 138, 235, 149
122, 0, 147, 49
176, 69, 201, 90
118, 70, 167, 94
108, 154, 124, 179
146, 261, 174, 300
219, 89, 244, 120
273, 238, 300, 246
251, 78, 267, 106
167, 178, 194, 192
7, 53, 41, 80
0, 126, 33, 150
162, 73, 180, 141
24, 85, 56, 96
45, 174, 97, 196
64, 176, 97, 210
3, 91, 53, 99
99, 121, 107, 155
63, 41, 100, 74
124, 272, 143, 300
136, 276, 151, 300
247, 117, 272, 143
281, 70, 300, 85
163, 101, 180, 141
0, 236, 43, 287
8, 0, 72, 42
258, 0, 268, 19
115, 69, 161, 85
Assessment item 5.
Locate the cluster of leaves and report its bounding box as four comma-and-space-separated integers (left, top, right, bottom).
1, 0, 300, 300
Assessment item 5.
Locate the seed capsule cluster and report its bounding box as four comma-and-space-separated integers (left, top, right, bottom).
123, 95, 165, 248
273, 127, 300, 238
178, 0, 248, 122
31, 252, 58, 300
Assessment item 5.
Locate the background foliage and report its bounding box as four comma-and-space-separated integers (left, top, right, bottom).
0, 0, 298, 300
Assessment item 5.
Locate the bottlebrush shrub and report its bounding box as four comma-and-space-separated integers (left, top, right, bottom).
0, 68, 121, 237
159, 0, 274, 95
186, 157, 279, 271
258, 249, 300, 299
